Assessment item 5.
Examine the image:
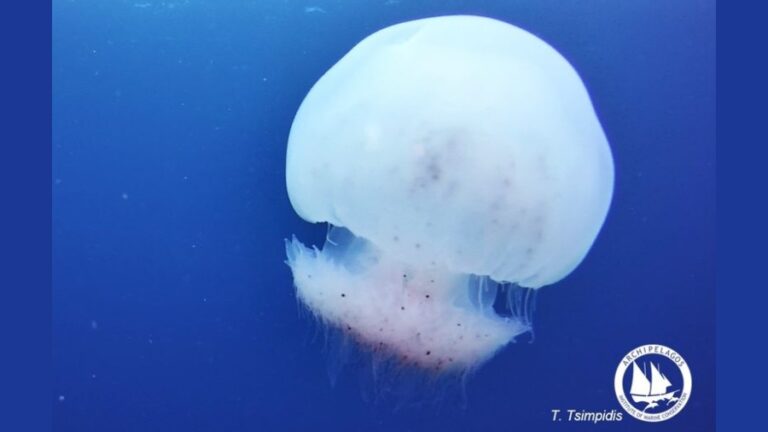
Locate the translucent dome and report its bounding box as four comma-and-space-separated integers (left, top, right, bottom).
287, 15, 613, 288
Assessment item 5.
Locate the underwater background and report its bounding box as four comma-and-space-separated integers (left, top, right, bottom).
53, 1, 715, 431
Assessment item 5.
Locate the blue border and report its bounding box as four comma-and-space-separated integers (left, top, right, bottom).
716, 1, 765, 430
0, 0, 51, 431
1, 0, 757, 430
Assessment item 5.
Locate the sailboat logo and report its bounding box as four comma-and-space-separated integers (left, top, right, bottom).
614, 344, 692, 422
629, 361, 679, 410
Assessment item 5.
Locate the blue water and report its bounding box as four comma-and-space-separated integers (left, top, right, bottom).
53, 1, 715, 431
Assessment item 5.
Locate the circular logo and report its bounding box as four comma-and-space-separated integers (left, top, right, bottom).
614, 344, 692, 422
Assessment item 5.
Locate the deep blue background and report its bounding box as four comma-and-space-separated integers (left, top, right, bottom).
53, 1, 715, 431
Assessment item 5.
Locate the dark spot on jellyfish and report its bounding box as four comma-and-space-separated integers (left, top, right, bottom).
426, 351, 431, 356
402, 274, 407, 278
393, 235, 399, 242
340, 293, 346, 297
426, 156, 442, 182
430, 279, 435, 283
401, 306, 405, 310
416, 332, 421, 336
379, 328, 383, 332
448, 357, 454, 362
307, 274, 312, 279
526, 247, 534, 256
346, 325, 352, 331
415, 243, 421, 249
425, 294, 430, 299
457, 323, 461, 326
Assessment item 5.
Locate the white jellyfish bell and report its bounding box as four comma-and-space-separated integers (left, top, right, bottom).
285, 16, 614, 373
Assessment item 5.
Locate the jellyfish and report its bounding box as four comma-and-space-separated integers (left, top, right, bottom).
285, 16, 614, 373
